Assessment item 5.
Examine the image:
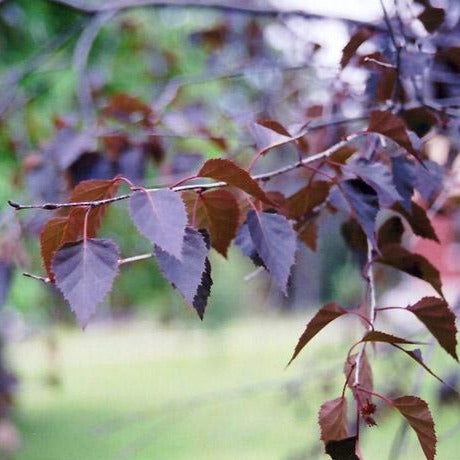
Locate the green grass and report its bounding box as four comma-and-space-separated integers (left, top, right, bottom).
7, 316, 460, 460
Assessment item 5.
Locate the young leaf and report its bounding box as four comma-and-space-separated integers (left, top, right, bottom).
52, 239, 120, 328
246, 210, 296, 294
407, 297, 458, 360
200, 189, 240, 257
367, 111, 419, 161
391, 396, 436, 460
362, 330, 422, 345
64, 178, 120, 240
250, 119, 294, 155
341, 27, 374, 68
325, 437, 359, 460
288, 303, 348, 365
319, 397, 349, 443
377, 244, 443, 296
339, 179, 379, 249
154, 227, 212, 319
197, 158, 273, 204
393, 202, 439, 242
130, 189, 187, 260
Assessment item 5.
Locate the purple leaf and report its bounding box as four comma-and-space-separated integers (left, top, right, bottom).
234, 222, 265, 268
344, 160, 401, 208
129, 189, 187, 260
246, 210, 296, 294
415, 160, 444, 204
155, 227, 212, 319
391, 156, 415, 211
339, 179, 379, 249
52, 239, 120, 328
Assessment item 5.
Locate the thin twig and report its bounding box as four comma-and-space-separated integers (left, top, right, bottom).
23, 272, 51, 284
8, 133, 359, 211
118, 253, 154, 266
73, 10, 117, 125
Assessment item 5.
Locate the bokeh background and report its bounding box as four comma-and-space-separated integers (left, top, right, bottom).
0, 0, 459, 459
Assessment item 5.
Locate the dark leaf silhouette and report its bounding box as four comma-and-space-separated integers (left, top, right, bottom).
247, 210, 296, 294
339, 179, 379, 249
362, 330, 422, 345
319, 397, 349, 443
402, 107, 438, 137
288, 303, 348, 365
391, 396, 436, 460
130, 189, 187, 260
341, 218, 368, 259
418, 6, 445, 33
393, 202, 439, 242
391, 156, 415, 211
367, 111, 419, 161
52, 239, 120, 328
407, 297, 458, 360
155, 227, 211, 319
197, 158, 273, 204
377, 216, 404, 249
341, 27, 374, 68
377, 244, 443, 296
325, 436, 359, 460
250, 119, 294, 155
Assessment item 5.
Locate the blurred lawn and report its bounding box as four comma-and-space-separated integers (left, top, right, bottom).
7, 316, 459, 460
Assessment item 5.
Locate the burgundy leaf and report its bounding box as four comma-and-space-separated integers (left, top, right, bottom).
154, 227, 212, 319
297, 220, 318, 251
377, 244, 443, 296
200, 189, 240, 257
407, 297, 458, 360
246, 210, 296, 294
250, 119, 294, 155
287, 181, 331, 219
319, 397, 349, 443
325, 436, 359, 460
197, 158, 273, 204
341, 27, 374, 68
391, 396, 436, 460
52, 239, 120, 328
402, 107, 438, 137
130, 189, 187, 260
339, 179, 379, 249
367, 111, 419, 161
362, 330, 422, 345
288, 303, 348, 365
393, 202, 439, 242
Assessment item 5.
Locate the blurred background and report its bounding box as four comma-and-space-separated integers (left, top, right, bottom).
0, 0, 459, 459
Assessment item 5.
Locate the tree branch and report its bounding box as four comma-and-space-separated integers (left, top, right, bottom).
8, 133, 359, 211
48, 0, 386, 32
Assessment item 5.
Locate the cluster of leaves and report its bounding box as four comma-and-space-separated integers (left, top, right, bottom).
4, 0, 460, 458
